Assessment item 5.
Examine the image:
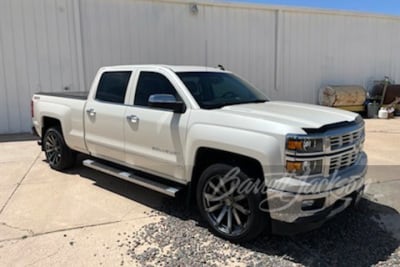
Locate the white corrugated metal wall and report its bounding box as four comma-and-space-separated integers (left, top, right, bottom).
0, 0, 83, 134
1, 0, 400, 134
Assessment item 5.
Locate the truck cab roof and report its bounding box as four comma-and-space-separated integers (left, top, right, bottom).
99, 64, 227, 73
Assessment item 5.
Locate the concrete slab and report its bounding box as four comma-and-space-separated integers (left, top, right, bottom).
21, 154, 82, 185
363, 118, 400, 242
0, 141, 39, 163
0, 186, 16, 213
0, 161, 35, 187
364, 117, 400, 134
363, 118, 400, 184
0, 217, 160, 266
364, 132, 400, 165
0, 151, 40, 214
0, 168, 162, 234
0, 222, 32, 242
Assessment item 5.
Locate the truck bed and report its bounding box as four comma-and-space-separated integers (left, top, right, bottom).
36, 91, 89, 100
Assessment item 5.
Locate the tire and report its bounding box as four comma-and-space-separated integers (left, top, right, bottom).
196, 163, 267, 242
43, 127, 76, 171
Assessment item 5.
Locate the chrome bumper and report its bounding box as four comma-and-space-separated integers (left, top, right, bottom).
266, 152, 367, 224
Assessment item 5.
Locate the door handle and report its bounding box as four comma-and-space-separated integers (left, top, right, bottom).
86, 108, 96, 117
126, 114, 139, 123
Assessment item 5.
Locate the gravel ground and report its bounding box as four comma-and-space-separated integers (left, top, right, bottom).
114, 197, 399, 267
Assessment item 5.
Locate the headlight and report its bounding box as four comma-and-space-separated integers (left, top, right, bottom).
286, 159, 323, 176
286, 136, 323, 153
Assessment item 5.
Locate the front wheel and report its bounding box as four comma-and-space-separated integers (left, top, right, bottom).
43, 127, 76, 171
196, 163, 267, 242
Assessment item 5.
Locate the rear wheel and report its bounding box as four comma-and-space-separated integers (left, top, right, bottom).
43, 127, 76, 171
196, 163, 267, 242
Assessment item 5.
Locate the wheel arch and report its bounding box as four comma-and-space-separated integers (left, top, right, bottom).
187, 146, 270, 211
41, 117, 63, 150
191, 147, 265, 188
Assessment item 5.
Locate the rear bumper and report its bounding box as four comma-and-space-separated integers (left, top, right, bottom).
32, 126, 39, 137
32, 126, 42, 147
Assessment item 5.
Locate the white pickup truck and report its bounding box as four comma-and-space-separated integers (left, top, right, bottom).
32, 65, 367, 242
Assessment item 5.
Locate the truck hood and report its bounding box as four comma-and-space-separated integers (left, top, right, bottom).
220, 101, 358, 130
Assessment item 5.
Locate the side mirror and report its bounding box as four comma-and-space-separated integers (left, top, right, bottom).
148, 94, 186, 113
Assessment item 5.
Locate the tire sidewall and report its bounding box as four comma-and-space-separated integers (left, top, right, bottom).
43, 127, 73, 170
196, 163, 266, 242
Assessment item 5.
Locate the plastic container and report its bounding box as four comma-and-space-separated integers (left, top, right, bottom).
378, 108, 389, 119
367, 102, 380, 118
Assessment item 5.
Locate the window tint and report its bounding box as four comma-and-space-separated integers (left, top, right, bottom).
177, 72, 267, 109
96, 71, 131, 104
134, 72, 179, 107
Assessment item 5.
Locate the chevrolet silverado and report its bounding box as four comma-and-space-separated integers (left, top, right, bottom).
32, 65, 367, 242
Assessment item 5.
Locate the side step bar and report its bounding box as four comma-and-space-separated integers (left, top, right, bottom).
83, 159, 182, 197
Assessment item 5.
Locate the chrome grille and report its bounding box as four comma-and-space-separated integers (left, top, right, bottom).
330, 127, 364, 151
329, 149, 359, 173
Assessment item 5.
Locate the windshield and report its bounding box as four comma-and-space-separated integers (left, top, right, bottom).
176, 72, 268, 109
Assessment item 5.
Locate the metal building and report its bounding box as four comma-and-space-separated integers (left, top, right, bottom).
1, 0, 400, 134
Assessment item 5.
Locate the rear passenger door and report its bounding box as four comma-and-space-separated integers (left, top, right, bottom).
124, 70, 190, 182
85, 71, 132, 163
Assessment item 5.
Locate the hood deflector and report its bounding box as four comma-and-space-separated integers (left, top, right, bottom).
302, 120, 358, 134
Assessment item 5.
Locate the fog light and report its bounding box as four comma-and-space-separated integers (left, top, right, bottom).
301, 198, 325, 211
302, 200, 315, 208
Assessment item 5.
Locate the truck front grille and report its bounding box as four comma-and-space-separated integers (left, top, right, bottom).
330, 127, 364, 151
329, 149, 359, 173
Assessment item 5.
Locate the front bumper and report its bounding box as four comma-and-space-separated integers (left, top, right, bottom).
265, 152, 367, 235
270, 185, 364, 235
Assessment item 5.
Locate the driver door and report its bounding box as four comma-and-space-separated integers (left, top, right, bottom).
124, 71, 190, 182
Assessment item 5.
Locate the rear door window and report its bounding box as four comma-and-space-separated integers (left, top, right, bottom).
96, 71, 132, 104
